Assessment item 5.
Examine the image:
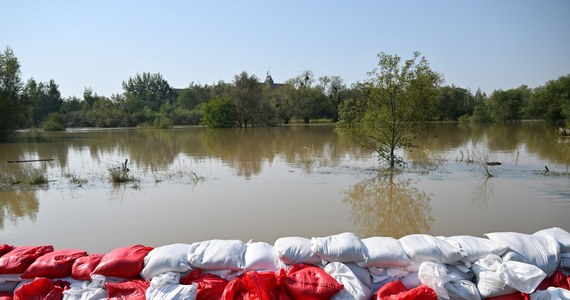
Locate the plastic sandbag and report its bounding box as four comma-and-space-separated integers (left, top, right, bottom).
180, 269, 229, 300
187, 239, 245, 271
445, 235, 510, 263
242, 241, 283, 272
530, 287, 570, 300
0, 245, 13, 258
145, 272, 198, 300
498, 260, 546, 294
486, 232, 560, 276
0, 275, 22, 293
444, 280, 481, 300
324, 262, 372, 300
473, 254, 517, 298
140, 243, 192, 280
21, 249, 87, 279
418, 261, 451, 299
534, 227, 570, 253
222, 271, 289, 300
311, 232, 365, 263
106, 279, 149, 300
357, 237, 411, 268
62, 280, 107, 300
375, 280, 437, 300
344, 262, 372, 290
0, 245, 54, 274
279, 264, 344, 300
274, 236, 322, 265
13, 277, 68, 300
92, 245, 153, 279
399, 234, 464, 264
71, 254, 103, 281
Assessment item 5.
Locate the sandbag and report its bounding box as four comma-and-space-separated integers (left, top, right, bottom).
21, 249, 87, 279
444, 280, 481, 300
180, 269, 229, 300
187, 239, 245, 271
375, 280, 437, 300
13, 277, 68, 300
0, 275, 21, 293
71, 254, 103, 281
242, 241, 283, 272
0, 292, 12, 300
145, 272, 198, 300
222, 271, 290, 300
344, 262, 372, 290
357, 237, 411, 268
273, 237, 322, 265
486, 232, 560, 276
399, 234, 464, 264
92, 245, 153, 279
530, 287, 570, 300
140, 243, 192, 280
278, 265, 344, 300
62, 281, 107, 300
106, 279, 149, 300
534, 227, 570, 253
0, 246, 54, 274
0, 245, 13, 258
324, 262, 372, 300
311, 232, 365, 263
445, 235, 510, 263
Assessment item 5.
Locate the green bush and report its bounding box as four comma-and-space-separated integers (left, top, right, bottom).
42, 113, 66, 131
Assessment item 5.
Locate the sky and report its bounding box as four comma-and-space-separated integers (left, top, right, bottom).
2, 0, 569, 98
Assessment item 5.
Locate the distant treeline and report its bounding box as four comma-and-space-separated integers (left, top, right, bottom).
1, 46, 569, 137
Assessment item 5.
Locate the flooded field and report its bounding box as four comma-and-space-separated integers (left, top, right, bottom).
0, 122, 569, 253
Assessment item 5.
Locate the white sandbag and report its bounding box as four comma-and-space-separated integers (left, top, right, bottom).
497, 260, 546, 294
242, 241, 283, 272
344, 262, 372, 290
486, 231, 560, 276
311, 232, 365, 263
187, 239, 245, 271
418, 261, 451, 299
530, 287, 570, 300
444, 280, 481, 300
146, 272, 198, 300
445, 235, 510, 263
472, 254, 516, 298
399, 234, 464, 264
534, 227, 570, 253
446, 264, 474, 281
400, 272, 420, 289
273, 236, 322, 265
0, 274, 21, 293
141, 243, 192, 280
562, 255, 570, 269
324, 262, 373, 300
63, 281, 108, 300
357, 237, 411, 267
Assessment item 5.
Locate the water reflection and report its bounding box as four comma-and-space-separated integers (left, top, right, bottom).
472, 177, 494, 209
343, 172, 434, 238
0, 189, 39, 229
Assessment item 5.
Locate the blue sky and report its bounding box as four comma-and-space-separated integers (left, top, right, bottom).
2, 0, 569, 98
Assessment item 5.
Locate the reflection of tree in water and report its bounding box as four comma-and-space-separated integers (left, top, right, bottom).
343, 172, 434, 238
472, 177, 494, 209
0, 189, 39, 229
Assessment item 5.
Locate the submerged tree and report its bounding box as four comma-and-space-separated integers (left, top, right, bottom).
338, 51, 441, 168
0, 47, 24, 138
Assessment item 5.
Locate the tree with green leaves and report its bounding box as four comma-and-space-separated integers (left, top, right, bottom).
24, 78, 63, 127
488, 85, 529, 122
338, 51, 441, 168
230, 71, 262, 127
526, 74, 570, 124
435, 85, 475, 121
201, 96, 238, 128
0, 47, 24, 138
319, 75, 347, 122
122, 72, 174, 112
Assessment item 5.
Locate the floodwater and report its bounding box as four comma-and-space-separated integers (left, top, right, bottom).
0, 122, 569, 253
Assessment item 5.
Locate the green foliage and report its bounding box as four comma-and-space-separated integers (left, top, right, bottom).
488, 86, 529, 122
231, 71, 263, 127
0, 47, 24, 138
24, 78, 62, 127
122, 72, 174, 111
337, 51, 441, 168
201, 96, 238, 128
42, 112, 65, 131
172, 108, 202, 125
319, 75, 347, 122
435, 85, 476, 120
526, 74, 570, 124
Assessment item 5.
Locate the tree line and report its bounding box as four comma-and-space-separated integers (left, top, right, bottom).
1, 46, 569, 140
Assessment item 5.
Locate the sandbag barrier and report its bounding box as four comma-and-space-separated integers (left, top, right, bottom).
0, 229, 569, 299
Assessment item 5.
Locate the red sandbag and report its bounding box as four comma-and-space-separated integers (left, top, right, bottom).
13, 278, 68, 300
536, 270, 570, 291
92, 245, 153, 279
71, 254, 103, 280
0, 246, 54, 274
375, 280, 437, 300
106, 279, 149, 300
180, 269, 229, 300
21, 249, 87, 279
222, 271, 291, 300
0, 292, 13, 300
0, 245, 13, 257
486, 293, 530, 300
278, 265, 343, 300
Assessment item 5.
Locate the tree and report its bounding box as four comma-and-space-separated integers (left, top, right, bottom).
319, 75, 347, 122
122, 72, 175, 111
526, 74, 570, 123
435, 85, 475, 120
24, 78, 63, 126
230, 71, 262, 127
201, 96, 238, 128
0, 47, 24, 138
337, 51, 441, 168
488, 85, 529, 122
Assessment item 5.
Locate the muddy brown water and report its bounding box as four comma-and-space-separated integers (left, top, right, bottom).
0, 122, 568, 253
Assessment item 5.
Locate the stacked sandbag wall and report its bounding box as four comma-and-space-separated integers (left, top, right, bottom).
0, 228, 569, 299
